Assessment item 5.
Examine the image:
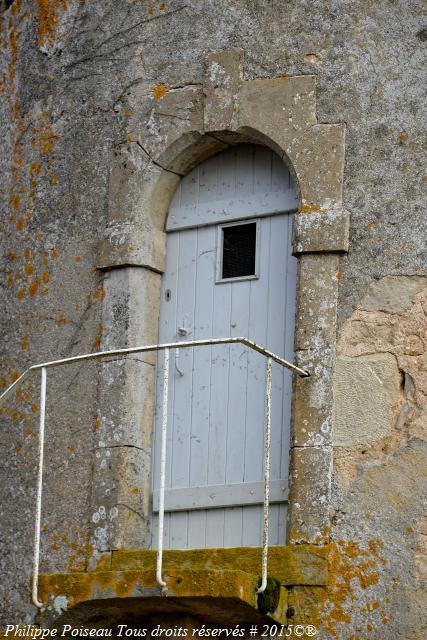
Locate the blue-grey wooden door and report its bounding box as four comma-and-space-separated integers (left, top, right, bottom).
151, 145, 297, 549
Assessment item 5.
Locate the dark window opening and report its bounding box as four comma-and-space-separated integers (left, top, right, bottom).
222, 222, 257, 279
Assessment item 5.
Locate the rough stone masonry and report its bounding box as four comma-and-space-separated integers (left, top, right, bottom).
0, 1, 426, 638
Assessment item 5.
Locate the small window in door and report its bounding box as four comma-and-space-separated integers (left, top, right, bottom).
216, 220, 259, 283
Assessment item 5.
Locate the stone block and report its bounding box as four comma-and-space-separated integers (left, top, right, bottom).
96, 359, 155, 449
91, 445, 150, 551
287, 585, 327, 627
292, 361, 333, 447
293, 208, 350, 254
102, 266, 162, 359
204, 48, 243, 131
237, 75, 317, 141
333, 353, 401, 446
359, 275, 427, 314
294, 253, 340, 354
294, 124, 346, 208
288, 446, 332, 544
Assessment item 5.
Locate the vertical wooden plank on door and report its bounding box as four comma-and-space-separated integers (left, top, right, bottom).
205, 261, 232, 548
253, 146, 272, 195
217, 146, 236, 200
199, 154, 218, 204
241, 216, 269, 546
242, 149, 272, 546
167, 229, 198, 548
168, 155, 202, 547
222, 146, 256, 547
199, 156, 228, 547
187, 225, 216, 548
223, 279, 251, 547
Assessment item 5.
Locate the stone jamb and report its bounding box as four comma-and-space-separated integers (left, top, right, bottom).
93, 49, 349, 554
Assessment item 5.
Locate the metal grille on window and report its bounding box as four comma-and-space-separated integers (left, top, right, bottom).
222, 222, 257, 279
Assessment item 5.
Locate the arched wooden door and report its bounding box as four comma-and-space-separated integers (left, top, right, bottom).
151, 145, 298, 549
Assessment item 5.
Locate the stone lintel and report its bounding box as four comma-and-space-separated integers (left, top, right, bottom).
293, 208, 350, 255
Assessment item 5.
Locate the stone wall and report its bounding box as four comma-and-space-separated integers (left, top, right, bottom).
0, 1, 425, 637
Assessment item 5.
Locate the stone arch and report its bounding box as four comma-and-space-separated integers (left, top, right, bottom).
92, 50, 349, 556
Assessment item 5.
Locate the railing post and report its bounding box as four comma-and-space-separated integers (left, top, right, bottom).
257, 356, 272, 594
32, 367, 46, 608
156, 348, 169, 592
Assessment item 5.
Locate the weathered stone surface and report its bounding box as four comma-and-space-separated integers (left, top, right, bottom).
288, 446, 332, 544
294, 254, 340, 355
91, 445, 149, 551
333, 353, 401, 446
204, 48, 243, 131
111, 545, 329, 586
293, 208, 350, 254
292, 254, 339, 451
359, 275, 427, 314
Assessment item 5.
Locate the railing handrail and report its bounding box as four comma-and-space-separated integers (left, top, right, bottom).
0, 337, 309, 608
0, 336, 308, 407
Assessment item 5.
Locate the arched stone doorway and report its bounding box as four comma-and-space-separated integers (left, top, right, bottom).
151, 144, 298, 549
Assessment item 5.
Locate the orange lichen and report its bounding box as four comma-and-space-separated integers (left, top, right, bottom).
92, 287, 106, 301
37, 0, 70, 49
10, 194, 21, 211
11, 0, 23, 17
41, 271, 50, 284
38, 120, 57, 155
322, 540, 388, 637
29, 161, 42, 176
24, 263, 34, 276
152, 83, 167, 99
20, 336, 29, 350
92, 323, 105, 350
56, 311, 67, 326
16, 217, 24, 231
8, 23, 18, 84
298, 203, 324, 213
29, 277, 41, 296
47, 170, 58, 185
17, 287, 25, 299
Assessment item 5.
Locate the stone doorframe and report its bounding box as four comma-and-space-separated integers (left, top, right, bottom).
92, 49, 349, 557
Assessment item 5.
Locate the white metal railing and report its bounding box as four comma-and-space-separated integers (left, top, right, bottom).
0, 337, 309, 607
